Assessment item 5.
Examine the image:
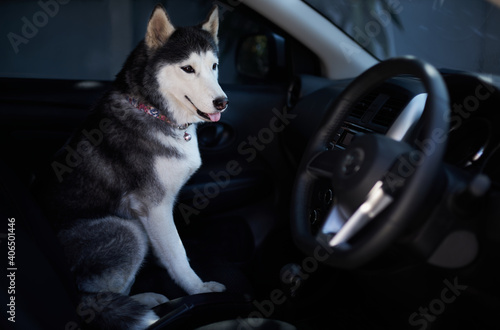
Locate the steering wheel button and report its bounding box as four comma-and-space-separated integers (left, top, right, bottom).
323, 189, 333, 206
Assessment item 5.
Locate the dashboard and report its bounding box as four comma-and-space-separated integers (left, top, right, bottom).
286, 71, 500, 234
443, 73, 500, 185
288, 71, 500, 182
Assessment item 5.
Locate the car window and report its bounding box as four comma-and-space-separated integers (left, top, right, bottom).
0, 0, 267, 83
304, 0, 500, 75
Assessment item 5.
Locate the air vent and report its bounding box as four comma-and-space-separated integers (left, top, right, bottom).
372, 95, 409, 127
350, 91, 378, 119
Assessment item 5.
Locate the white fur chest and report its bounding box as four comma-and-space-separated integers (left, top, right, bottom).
153, 125, 201, 200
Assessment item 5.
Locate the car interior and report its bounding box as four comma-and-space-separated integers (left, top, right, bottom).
1, 0, 500, 329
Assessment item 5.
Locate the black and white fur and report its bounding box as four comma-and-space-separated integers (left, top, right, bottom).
35, 4, 228, 329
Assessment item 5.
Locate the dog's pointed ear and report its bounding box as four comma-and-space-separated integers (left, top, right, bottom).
146, 4, 175, 50
201, 5, 219, 45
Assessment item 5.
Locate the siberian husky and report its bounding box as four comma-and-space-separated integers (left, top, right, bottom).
34, 4, 228, 329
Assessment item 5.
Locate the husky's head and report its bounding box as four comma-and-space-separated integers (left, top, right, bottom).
142, 4, 228, 124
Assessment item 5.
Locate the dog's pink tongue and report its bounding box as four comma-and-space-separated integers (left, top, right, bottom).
208, 112, 221, 122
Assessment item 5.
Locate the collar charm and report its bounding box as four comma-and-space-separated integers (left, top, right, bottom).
127, 96, 192, 141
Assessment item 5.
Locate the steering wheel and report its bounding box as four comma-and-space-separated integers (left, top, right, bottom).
291, 57, 450, 269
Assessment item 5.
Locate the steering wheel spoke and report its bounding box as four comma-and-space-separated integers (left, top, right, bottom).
321, 181, 393, 247
385, 93, 427, 143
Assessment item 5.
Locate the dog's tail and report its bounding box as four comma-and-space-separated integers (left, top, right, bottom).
77, 292, 158, 330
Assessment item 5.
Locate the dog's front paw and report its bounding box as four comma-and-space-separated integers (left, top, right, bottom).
198, 281, 226, 293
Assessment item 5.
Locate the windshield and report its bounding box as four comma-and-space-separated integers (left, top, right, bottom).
304, 0, 500, 76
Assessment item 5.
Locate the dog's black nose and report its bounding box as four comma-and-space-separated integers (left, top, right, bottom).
213, 97, 228, 111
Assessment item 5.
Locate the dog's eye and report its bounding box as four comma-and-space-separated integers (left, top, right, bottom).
181, 65, 195, 74
212, 63, 218, 70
